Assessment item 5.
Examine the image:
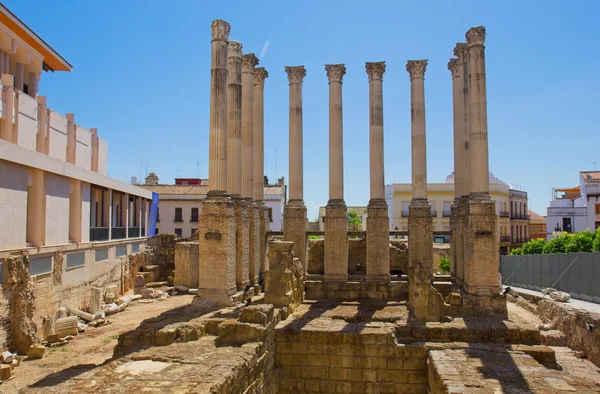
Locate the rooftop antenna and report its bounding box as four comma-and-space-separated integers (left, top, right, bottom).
196, 160, 200, 178
176, 166, 180, 178
274, 149, 279, 180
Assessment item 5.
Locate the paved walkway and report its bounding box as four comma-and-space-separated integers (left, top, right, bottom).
508, 285, 600, 314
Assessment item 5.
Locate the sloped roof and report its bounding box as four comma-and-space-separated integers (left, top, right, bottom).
528, 209, 545, 224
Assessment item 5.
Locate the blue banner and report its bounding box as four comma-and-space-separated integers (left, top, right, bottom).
148, 192, 159, 237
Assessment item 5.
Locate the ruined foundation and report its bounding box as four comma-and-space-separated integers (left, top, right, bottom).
323, 203, 348, 282
197, 197, 238, 306
365, 201, 390, 283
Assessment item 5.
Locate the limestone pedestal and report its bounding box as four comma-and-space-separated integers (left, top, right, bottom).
198, 197, 237, 306
249, 202, 261, 287
283, 202, 307, 272
366, 200, 390, 282
259, 204, 269, 277
323, 202, 348, 282
234, 197, 250, 290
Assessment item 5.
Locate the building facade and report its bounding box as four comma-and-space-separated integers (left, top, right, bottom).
509, 188, 530, 250
529, 210, 546, 240
546, 171, 600, 239
385, 172, 515, 254
142, 177, 287, 237
0, 5, 152, 252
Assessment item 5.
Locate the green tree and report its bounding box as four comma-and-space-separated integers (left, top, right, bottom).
510, 247, 523, 256
542, 232, 570, 254
439, 257, 451, 273
264, 175, 269, 185
520, 238, 546, 255
568, 229, 595, 253
347, 210, 362, 231
593, 227, 600, 252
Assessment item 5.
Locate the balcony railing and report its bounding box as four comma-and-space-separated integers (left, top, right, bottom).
499, 211, 510, 218
401, 210, 409, 217
511, 214, 530, 220
128, 227, 140, 238
500, 235, 511, 243
90, 227, 109, 242
112, 227, 127, 240
174, 215, 183, 222
511, 237, 528, 244
442, 211, 452, 217
190, 215, 199, 222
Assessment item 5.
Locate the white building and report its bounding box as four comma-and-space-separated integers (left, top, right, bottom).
546, 171, 600, 239
0, 5, 152, 252
141, 177, 287, 238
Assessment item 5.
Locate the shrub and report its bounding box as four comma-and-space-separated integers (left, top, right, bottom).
438, 257, 451, 273
594, 227, 600, 252
510, 247, 523, 255
520, 238, 546, 255
567, 229, 595, 253
308, 235, 321, 240
542, 232, 570, 254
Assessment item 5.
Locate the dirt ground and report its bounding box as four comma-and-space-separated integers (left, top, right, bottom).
1, 294, 196, 394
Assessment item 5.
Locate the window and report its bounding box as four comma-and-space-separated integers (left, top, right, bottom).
30, 256, 52, 276
174, 207, 183, 222
175, 228, 183, 238
116, 245, 127, 257
155, 228, 159, 234
95, 248, 110, 262
191, 207, 199, 222
267, 207, 273, 223
23, 83, 29, 95
595, 203, 600, 215
595, 221, 600, 230
66, 252, 86, 269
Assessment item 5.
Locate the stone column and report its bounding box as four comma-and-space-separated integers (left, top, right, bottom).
1, 74, 14, 142
227, 41, 249, 291
283, 66, 308, 270
254, 67, 269, 280
365, 62, 389, 283
14, 63, 24, 91
36, 96, 48, 154
461, 26, 505, 316
323, 64, 348, 282
241, 53, 260, 287
66, 114, 76, 164
198, 20, 238, 306
406, 60, 441, 321
28, 72, 39, 98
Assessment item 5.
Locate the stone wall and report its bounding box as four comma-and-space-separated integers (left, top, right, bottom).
307, 238, 408, 276
305, 281, 407, 301
275, 322, 427, 393
146, 234, 177, 281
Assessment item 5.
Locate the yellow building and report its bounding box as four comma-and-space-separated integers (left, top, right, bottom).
385, 172, 512, 254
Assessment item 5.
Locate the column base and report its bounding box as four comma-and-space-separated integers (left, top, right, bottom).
198, 197, 237, 306
233, 196, 250, 291
324, 202, 348, 283
283, 202, 307, 271
463, 196, 500, 296
459, 287, 508, 318
366, 201, 390, 283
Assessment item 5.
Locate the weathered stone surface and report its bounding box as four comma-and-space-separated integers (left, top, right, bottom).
27, 344, 45, 359
264, 241, 304, 312
366, 203, 390, 282
239, 304, 274, 326
283, 203, 308, 272
0, 364, 11, 380
174, 241, 199, 288
5, 253, 36, 354
216, 319, 267, 346
324, 203, 348, 282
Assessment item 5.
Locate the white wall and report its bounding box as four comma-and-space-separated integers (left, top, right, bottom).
75, 125, 91, 171
98, 138, 108, 176
45, 172, 70, 246
81, 182, 91, 243
156, 199, 202, 238
546, 207, 588, 240
264, 198, 283, 231
0, 160, 28, 249
48, 112, 67, 162
17, 92, 37, 151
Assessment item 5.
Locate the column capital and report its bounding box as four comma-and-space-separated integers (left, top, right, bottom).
228, 40, 242, 58
242, 53, 259, 72
453, 43, 468, 62
254, 67, 269, 86
325, 64, 346, 83
406, 60, 428, 79
365, 62, 385, 81
466, 26, 486, 47
285, 66, 306, 84
447, 58, 460, 77
211, 20, 230, 41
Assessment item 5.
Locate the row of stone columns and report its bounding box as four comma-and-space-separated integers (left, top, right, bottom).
199, 20, 269, 305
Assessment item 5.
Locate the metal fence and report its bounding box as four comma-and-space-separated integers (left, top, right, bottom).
500, 252, 600, 304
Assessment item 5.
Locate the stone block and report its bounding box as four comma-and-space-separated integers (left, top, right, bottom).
174, 242, 199, 288
239, 304, 274, 325
216, 319, 266, 346
324, 203, 349, 282
366, 203, 390, 282
90, 287, 103, 312
134, 274, 145, 287
27, 344, 45, 359
0, 364, 11, 380
283, 203, 307, 270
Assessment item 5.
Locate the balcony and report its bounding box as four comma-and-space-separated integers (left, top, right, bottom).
90, 227, 109, 242
511, 213, 530, 220
500, 235, 511, 243
511, 237, 528, 245
499, 211, 510, 218
174, 215, 183, 223
112, 227, 127, 240
442, 211, 452, 217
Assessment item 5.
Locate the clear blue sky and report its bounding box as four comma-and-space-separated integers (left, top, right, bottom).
8, 0, 599, 220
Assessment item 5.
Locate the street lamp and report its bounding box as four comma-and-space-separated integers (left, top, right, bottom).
552, 223, 563, 238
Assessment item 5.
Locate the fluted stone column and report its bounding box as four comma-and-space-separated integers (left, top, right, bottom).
242, 53, 260, 287
406, 60, 441, 321
254, 67, 269, 279
365, 62, 390, 283
227, 41, 250, 291
323, 64, 348, 282
461, 26, 505, 316
198, 20, 238, 306
283, 66, 308, 270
